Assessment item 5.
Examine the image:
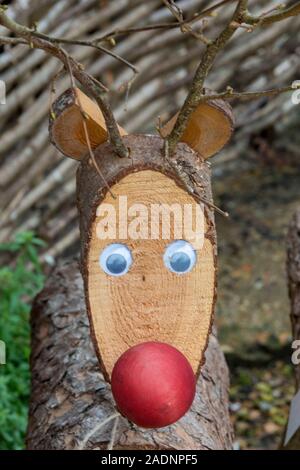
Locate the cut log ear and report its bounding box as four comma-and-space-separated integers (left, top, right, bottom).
161, 97, 234, 159
49, 87, 126, 160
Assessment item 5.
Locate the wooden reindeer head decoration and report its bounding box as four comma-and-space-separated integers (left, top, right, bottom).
49, 87, 233, 428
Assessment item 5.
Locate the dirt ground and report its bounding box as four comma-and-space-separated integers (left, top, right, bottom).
213, 155, 299, 449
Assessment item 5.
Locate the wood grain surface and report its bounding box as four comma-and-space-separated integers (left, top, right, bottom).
88, 170, 215, 377
161, 99, 234, 158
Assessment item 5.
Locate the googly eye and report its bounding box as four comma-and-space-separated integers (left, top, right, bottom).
163, 240, 196, 274
99, 243, 132, 277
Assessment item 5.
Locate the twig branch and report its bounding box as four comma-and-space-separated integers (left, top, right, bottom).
64, 55, 115, 199
0, 35, 26, 45
244, 1, 300, 27
3, 28, 139, 73
202, 83, 300, 102
188, 0, 237, 24
162, 0, 211, 44
0, 6, 129, 158
164, 0, 300, 155
92, 0, 237, 43
165, 0, 247, 156
165, 151, 229, 217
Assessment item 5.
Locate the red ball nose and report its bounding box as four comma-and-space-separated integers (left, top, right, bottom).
111, 341, 196, 428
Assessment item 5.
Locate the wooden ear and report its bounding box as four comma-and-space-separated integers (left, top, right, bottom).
161, 97, 234, 159
49, 87, 126, 160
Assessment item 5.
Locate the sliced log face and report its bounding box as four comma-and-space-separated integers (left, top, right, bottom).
77, 135, 217, 380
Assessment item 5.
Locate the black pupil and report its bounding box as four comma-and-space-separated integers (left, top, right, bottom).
106, 254, 127, 274
170, 252, 191, 272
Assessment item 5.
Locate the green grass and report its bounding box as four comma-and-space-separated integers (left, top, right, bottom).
0, 232, 45, 450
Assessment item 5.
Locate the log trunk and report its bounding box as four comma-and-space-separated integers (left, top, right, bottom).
284, 209, 300, 449
26, 260, 233, 450
287, 209, 300, 389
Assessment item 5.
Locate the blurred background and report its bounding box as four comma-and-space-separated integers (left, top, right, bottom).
0, 0, 300, 450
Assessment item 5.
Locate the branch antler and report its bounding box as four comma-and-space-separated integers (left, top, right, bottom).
0, 5, 129, 158
164, 0, 300, 156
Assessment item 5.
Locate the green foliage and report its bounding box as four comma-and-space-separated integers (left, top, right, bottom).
0, 232, 45, 450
